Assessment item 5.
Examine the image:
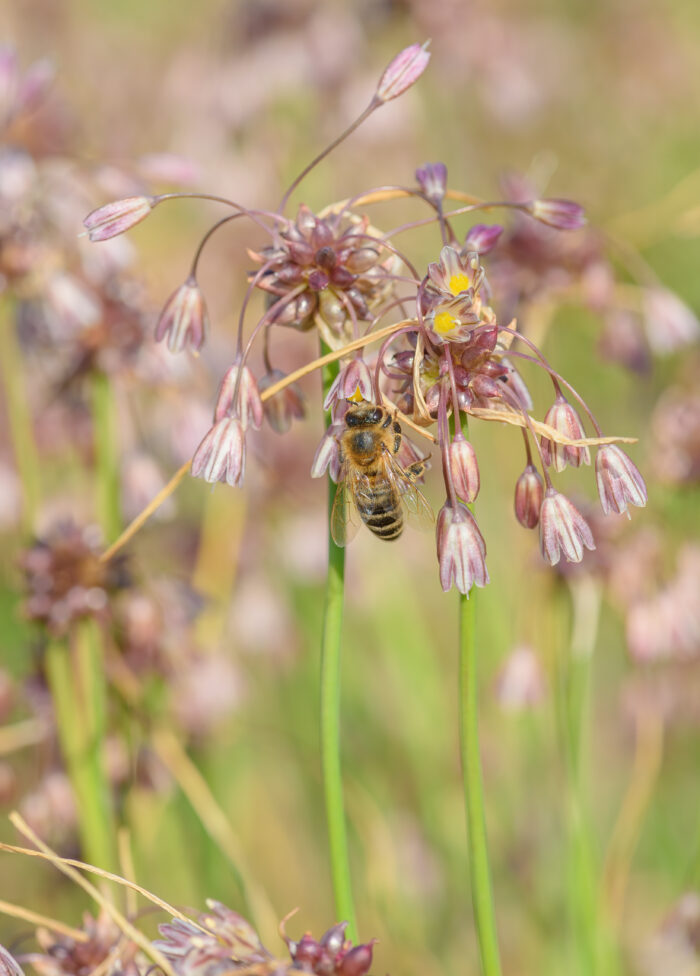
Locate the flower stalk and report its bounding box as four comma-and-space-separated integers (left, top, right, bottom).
92, 371, 121, 542
320, 345, 357, 943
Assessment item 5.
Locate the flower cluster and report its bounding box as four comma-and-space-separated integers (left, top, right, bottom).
84, 41, 650, 595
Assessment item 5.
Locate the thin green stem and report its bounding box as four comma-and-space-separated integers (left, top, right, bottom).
319, 345, 357, 940
0, 298, 41, 532
45, 621, 116, 870
459, 592, 502, 976
92, 371, 121, 541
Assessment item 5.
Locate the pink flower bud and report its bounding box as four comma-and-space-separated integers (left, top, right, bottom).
323, 358, 373, 411
514, 464, 544, 528
375, 42, 430, 103
540, 394, 590, 471
338, 942, 376, 976
83, 195, 154, 242
463, 223, 503, 254
539, 489, 595, 566
319, 922, 348, 955
258, 369, 306, 434
447, 435, 480, 502
527, 198, 585, 230
595, 445, 647, 517
0, 945, 25, 976
643, 287, 700, 355
191, 418, 245, 488
436, 502, 489, 594
415, 162, 448, 206
214, 356, 263, 430
155, 278, 209, 353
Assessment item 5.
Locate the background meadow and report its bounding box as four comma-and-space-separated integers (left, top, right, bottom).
0, 2, 699, 975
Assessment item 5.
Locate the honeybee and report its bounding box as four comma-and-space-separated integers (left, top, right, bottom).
331, 401, 433, 545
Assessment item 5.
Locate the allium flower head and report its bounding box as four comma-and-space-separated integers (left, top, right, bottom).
595, 444, 647, 517
436, 502, 489, 594
22, 911, 140, 976
539, 489, 595, 565
155, 902, 269, 976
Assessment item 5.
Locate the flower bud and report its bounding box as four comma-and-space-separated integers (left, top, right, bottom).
436, 502, 489, 594
447, 435, 480, 502
540, 394, 590, 471
83, 195, 154, 242
214, 356, 263, 430
539, 489, 595, 566
643, 287, 700, 354
0, 944, 25, 976
319, 922, 348, 955
338, 942, 376, 976
375, 41, 430, 103
415, 162, 448, 206
154, 278, 209, 353
514, 464, 544, 528
526, 198, 585, 230
191, 418, 245, 488
463, 223, 503, 254
595, 445, 647, 517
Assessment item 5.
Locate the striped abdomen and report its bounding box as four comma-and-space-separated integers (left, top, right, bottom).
356, 466, 403, 541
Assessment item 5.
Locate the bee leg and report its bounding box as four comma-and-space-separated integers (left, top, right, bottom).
406, 458, 429, 481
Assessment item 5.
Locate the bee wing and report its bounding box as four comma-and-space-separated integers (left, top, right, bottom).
330, 471, 363, 547
383, 449, 435, 533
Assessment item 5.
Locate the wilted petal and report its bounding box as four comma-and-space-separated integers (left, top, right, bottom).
595, 445, 647, 517
83, 195, 154, 242
191, 418, 245, 488
375, 41, 430, 103
539, 489, 595, 565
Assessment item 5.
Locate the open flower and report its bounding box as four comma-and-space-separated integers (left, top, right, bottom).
436, 502, 489, 594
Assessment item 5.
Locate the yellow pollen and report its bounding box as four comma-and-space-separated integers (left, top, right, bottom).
434, 310, 457, 335
448, 272, 471, 295
348, 385, 365, 402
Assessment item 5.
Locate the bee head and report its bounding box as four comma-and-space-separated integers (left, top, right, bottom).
345, 402, 383, 427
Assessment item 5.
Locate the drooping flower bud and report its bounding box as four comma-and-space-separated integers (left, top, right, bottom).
375, 41, 430, 103
258, 369, 306, 434
436, 502, 489, 594
337, 942, 376, 976
191, 418, 245, 488
595, 445, 647, 517
154, 277, 209, 354
323, 358, 373, 412
0, 944, 25, 976
447, 434, 480, 502
539, 489, 595, 565
415, 162, 448, 207
319, 921, 348, 956
214, 356, 263, 430
526, 198, 585, 230
83, 195, 154, 242
514, 464, 544, 528
540, 394, 590, 471
463, 223, 503, 254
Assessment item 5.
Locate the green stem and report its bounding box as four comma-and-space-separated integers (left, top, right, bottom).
319, 347, 357, 940
92, 371, 121, 541
459, 592, 502, 976
45, 620, 116, 870
0, 298, 41, 532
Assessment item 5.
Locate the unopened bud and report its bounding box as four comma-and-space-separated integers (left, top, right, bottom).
463, 223, 503, 254
83, 195, 154, 242
415, 162, 447, 206
448, 435, 480, 502
540, 394, 590, 471
320, 922, 348, 956
375, 42, 430, 103
514, 464, 544, 528
526, 198, 585, 231
155, 277, 209, 354
338, 942, 376, 976
214, 356, 263, 430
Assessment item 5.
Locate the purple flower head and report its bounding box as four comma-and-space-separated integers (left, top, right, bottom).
83, 196, 154, 242
539, 489, 595, 565
375, 41, 430, 103
436, 502, 489, 594
595, 445, 647, 517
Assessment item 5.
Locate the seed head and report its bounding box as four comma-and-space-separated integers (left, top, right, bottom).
595, 444, 647, 517
375, 41, 430, 103
436, 502, 489, 594
539, 488, 595, 565
83, 196, 154, 242
155, 278, 209, 354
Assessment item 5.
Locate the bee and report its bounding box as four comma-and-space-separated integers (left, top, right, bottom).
331, 401, 433, 545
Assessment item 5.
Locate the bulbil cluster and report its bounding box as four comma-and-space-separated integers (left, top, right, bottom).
83, 41, 649, 595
